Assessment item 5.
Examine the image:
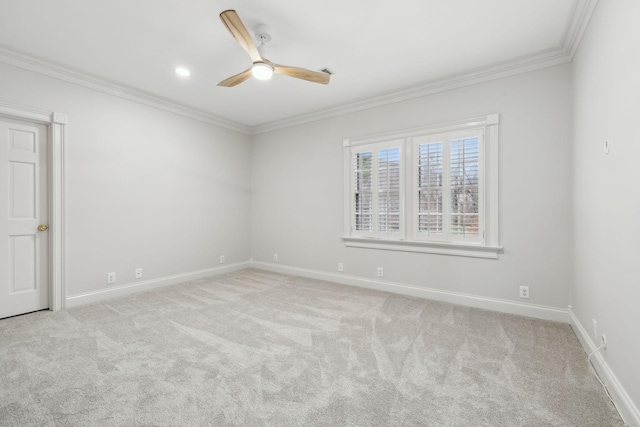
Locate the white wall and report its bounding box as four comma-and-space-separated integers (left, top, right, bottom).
0, 63, 252, 297
572, 0, 640, 419
251, 65, 573, 309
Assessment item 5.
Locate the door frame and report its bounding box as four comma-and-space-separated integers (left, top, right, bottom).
0, 101, 67, 311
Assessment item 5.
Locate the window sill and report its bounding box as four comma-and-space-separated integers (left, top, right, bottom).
342, 237, 502, 259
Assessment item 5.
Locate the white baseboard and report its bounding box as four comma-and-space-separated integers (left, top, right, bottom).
569, 310, 640, 427
250, 261, 569, 323
65, 261, 250, 308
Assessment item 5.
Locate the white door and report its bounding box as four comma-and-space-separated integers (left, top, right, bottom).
0, 117, 49, 319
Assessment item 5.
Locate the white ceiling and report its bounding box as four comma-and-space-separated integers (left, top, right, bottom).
0, 0, 585, 130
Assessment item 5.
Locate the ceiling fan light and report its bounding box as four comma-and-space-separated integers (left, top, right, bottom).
251, 62, 273, 81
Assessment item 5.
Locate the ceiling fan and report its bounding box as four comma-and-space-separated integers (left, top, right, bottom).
217, 9, 330, 87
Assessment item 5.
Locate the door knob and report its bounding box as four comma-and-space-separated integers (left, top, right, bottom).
37, 224, 48, 231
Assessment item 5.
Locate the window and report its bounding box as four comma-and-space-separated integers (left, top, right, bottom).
343, 114, 500, 259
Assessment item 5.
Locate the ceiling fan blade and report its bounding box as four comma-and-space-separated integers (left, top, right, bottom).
219, 10, 262, 63
217, 68, 252, 87
267, 60, 330, 85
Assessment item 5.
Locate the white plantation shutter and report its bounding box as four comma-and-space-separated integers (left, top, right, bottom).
378, 148, 401, 232
417, 140, 444, 236
450, 136, 480, 240
350, 142, 403, 237
353, 151, 373, 232
413, 129, 483, 243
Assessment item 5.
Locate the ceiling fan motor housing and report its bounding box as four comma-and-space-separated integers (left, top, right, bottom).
254, 24, 272, 44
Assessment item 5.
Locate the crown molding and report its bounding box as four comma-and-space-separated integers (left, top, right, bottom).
251, 0, 599, 135
251, 47, 571, 134
561, 0, 600, 59
0, 45, 252, 135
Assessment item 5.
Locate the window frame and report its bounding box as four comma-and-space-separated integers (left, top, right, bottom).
343, 114, 501, 259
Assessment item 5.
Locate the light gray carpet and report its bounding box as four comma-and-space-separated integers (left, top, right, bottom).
0, 269, 623, 426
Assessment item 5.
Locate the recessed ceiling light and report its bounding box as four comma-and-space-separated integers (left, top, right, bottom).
175, 67, 191, 77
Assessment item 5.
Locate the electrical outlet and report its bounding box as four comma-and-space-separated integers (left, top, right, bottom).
377, 267, 384, 277
107, 272, 116, 284
135, 268, 142, 279
273, 254, 278, 262
219, 255, 225, 264
592, 319, 597, 341
338, 262, 344, 272
519, 286, 529, 299
601, 334, 607, 350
